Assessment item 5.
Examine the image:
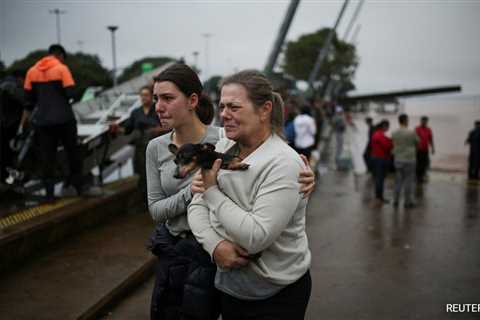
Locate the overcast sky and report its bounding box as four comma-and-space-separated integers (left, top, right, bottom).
1, 0, 479, 95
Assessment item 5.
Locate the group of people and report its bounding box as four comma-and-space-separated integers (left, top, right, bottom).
145, 64, 316, 319
365, 115, 434, 208
1, 46, 316, 319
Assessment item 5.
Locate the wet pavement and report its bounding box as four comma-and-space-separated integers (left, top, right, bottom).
103, 170, 480, 320
306, 171, 480, 319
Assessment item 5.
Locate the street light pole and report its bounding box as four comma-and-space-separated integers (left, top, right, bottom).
202, 33, 212, 80
49, 8, 67, 44
192, 51, 199, 70
107, 25, 119, 87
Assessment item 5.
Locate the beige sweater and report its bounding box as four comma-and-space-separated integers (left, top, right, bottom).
187, 134, 311, 287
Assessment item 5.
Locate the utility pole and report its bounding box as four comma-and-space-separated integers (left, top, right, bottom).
202, 33, 212, 80
264, 0, 301, 75
192, 51, 199, 70
77, 40, 84, 52
307, 0, 350, 93
342, 0, 364, 40
49, 8, 67, 44
107, 26, 119, 87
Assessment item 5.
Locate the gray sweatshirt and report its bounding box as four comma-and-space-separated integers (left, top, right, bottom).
188, 134, 311, 299
146, 125, 221, 235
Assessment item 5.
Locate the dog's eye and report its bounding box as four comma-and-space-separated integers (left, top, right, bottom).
174, 159, 178, 164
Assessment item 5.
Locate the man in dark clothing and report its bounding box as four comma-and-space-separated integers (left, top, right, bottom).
466, 121, 480, 180
22, 44, 93, 201
415, 116, 435, 183
370, 120, 393, 203
0, 70, 28, 184
110, 85, 168, 207
363, 117, 374, 173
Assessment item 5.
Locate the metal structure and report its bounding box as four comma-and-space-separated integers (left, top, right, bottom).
307, 0, 350, 92
342, 0, 364, 40
264, 0, 301, 75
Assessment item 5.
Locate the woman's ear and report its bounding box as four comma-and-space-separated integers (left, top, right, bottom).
260, 101, 273, 121
189, 93, 199, 111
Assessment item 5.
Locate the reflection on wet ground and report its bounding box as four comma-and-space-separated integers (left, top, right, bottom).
306, 170, 479, 319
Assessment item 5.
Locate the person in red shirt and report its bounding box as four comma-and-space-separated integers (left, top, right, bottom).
415, 116, 435, 183
370, 120, 393, 203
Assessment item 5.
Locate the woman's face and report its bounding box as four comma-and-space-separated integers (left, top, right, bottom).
153, 81, 196, 129
140, 88, 153, 107
219, 83, 269, 142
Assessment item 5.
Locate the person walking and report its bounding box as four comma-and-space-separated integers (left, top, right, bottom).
465, 120, 480, 180
415, 116, 435, 183
293, 105, 317, 160
332, 105, 346, 165
391, 114, 419, 209
362, 117, 374, 173
370, 120, 393, 203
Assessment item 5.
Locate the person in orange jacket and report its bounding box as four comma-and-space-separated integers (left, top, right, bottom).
370, 119, 393, 203
22, 44, 96, 201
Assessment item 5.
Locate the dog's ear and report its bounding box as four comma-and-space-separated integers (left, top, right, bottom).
202, 143, 216, 152
168, 144, 179, 155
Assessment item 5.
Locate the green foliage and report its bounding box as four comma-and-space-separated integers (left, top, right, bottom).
283, 28, 358, 95
0, 60, 5, 78
7, 50, 112, 101
204, 75, 222, 93
118, 56, 175, 83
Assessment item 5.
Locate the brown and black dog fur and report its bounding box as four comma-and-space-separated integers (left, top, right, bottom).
168, 143, 249, 179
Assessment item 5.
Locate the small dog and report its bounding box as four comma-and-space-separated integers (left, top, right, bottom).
168, 143, 249, 179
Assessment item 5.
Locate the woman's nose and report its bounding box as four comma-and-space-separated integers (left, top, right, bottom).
155, 100, 164, 113
220, 107, 230, 120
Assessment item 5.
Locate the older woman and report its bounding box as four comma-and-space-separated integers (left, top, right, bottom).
146, 64, 314, 320
188, 70, 311, 319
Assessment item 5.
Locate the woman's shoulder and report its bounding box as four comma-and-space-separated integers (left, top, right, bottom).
266, 135, 304, 168
147, 133, 171, 153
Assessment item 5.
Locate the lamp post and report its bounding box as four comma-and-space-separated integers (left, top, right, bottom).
202, 33, 212, 79
192, 51, 199, 71
107, 25, 119, 87
49, 8, 66, 44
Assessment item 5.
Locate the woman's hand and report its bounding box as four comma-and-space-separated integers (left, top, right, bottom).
213, 240, 249, 269
299, 154, 315, 198
191, 170, 206, 194
201, 159, 222, 190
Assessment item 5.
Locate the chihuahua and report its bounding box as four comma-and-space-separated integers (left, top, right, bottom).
168, 143, 249, 179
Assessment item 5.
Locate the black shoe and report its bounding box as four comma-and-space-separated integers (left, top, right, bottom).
393, 201, 399, 208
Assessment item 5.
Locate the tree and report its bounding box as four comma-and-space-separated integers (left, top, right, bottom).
117, 56, 175, 84
7, 50, 112, 101
282, 28, 358, 97
0, 60, 5, 78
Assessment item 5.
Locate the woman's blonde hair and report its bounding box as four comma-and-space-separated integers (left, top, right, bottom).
220, 70, 285, 137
